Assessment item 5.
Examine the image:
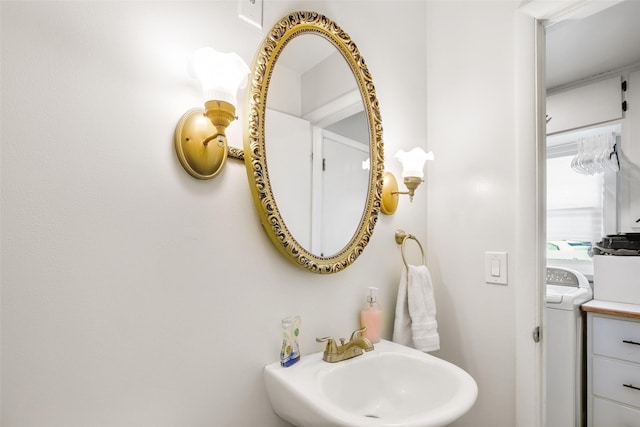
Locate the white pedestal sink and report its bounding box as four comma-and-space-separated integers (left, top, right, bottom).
264, 339, 477, 427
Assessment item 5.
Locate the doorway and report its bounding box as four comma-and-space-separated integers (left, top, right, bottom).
542, 1, 640, 426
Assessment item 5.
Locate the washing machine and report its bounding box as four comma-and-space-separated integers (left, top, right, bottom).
546, 266, 592, 427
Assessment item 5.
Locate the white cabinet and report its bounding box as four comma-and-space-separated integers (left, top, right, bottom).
585, 306, 640, 427
546, 76, 624, 135
622, 69, 640, 231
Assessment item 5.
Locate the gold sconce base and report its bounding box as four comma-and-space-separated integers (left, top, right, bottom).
175, 100, 237, 180
403, 176, 423, 202
204, 100, 236, 137
381, 173, 424, 215
381, 172, 399, 215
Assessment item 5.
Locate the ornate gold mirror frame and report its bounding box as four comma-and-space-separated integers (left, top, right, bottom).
244, 11, 384, 274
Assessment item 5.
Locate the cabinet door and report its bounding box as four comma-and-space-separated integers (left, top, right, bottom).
624, 70, 640, 231
547, 76, 623, 134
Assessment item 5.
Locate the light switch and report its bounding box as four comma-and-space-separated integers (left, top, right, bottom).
485, 252, 508, 285
491, 259, 501, 277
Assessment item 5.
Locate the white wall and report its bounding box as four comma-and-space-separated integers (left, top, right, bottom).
1, 1, 430, 426
426, 2, 537, 426
302, 52, 355, 115
2, 2, 541, 426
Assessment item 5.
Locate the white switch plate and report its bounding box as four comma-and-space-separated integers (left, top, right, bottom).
485, 252, 508, 285
239, 0, 263, 29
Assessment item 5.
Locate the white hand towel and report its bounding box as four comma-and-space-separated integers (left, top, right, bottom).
392, 266, 412, 347
392, 264, 440, 352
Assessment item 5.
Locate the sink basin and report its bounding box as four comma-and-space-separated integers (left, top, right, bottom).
264, 339, 477, 427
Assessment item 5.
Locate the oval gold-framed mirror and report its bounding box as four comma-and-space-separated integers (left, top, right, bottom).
244, 11, 383, 274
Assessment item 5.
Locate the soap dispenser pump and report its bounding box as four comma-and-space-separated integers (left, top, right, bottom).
360, 287, 381, 343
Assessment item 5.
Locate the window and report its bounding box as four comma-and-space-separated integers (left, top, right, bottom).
546, 124, 620, 277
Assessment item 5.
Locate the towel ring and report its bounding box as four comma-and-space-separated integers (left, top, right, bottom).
395, 229, 426, 269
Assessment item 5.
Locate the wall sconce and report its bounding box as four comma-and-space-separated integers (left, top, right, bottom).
381, 147, 434, 215
175, 47, 250, 179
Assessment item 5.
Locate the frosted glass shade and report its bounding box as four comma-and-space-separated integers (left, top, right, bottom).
395, 148, 434, 179
192, 47, 250, 105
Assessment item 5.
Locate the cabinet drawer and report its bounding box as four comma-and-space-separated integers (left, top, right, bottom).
593, 397, 640, 427
593, 357, 640, 407
593, 316, 640, 363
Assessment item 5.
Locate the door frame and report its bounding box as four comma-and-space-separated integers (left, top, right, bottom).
516, 2, 626, 425
514, 8, 545, 426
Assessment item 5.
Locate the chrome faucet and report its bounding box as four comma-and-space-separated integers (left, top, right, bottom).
316, 327, 374, 363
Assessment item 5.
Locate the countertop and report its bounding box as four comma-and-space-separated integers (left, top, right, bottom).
582, 299, 640, 320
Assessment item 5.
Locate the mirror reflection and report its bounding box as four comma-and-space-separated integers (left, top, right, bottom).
266, 34, 369, 257
244, 11, 383, 273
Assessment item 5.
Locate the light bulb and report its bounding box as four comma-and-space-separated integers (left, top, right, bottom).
191, 47, 250, 105
395, 147, 434, 179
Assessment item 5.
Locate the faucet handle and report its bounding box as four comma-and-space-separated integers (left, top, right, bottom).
349, 326, 367, 341
316, 336, 338, 354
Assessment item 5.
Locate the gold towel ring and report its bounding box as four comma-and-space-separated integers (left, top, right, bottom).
395, 230, 426, 269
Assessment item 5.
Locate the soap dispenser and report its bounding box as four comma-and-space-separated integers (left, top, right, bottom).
360, 287, 381, 343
